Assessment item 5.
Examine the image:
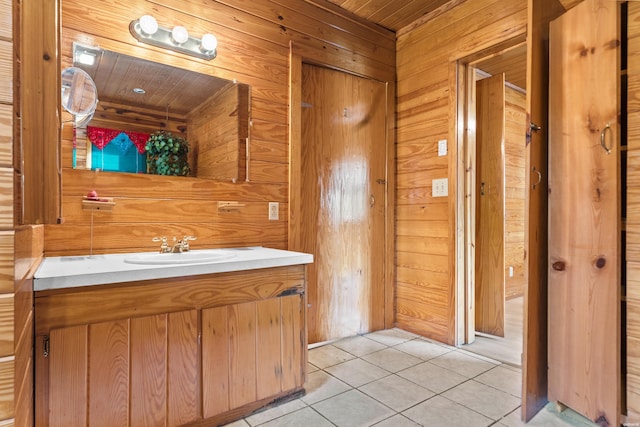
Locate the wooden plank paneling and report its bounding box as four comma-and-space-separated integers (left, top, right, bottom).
281, 294, 303, 391
0, 105, 12, 168
229, 302, 257, 409
0, 296, 12, 357
130, 314, 167, 427
0, 358, 12, 421
396, 0, 527, 344
202, 306, 230, 418
35, 264, 304, 335
167, 310, 199, 426
256, 298, 282, 399
37, 0, 395, 255
88, 320, 129, 427
49, 326, 88, 427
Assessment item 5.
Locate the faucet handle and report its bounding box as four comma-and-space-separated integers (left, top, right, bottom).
181, 235, 196, 251
152, 236, 169, 253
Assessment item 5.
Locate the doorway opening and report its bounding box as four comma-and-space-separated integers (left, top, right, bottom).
457, 42, 528, 367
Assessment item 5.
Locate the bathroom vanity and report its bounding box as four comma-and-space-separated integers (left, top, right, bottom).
33, 247, 313, 427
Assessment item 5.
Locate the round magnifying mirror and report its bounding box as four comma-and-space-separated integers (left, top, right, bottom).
61, 67, 98, 117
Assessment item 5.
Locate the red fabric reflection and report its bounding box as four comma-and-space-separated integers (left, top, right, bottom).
87, 126, 149, 154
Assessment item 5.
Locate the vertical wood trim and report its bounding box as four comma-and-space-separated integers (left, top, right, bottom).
384, 77, 396, 330
21, 0, 60, 224
49, 325, 87, 427
448, 61, 460, 345
167, 310, 200, 426
281, 294, 303, 391
88, 320, 129, 427
228, 302, 257, 409
256, 298, 282, 399
130, 314, 167, 427
202, 306, 230, 418
289, 48, 302, 253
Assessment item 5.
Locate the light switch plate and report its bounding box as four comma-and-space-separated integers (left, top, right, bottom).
268, 202, 279, 220
438, 139, 448, 156
432, 178, 448, 197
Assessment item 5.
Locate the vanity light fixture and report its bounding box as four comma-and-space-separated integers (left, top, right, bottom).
129, 14, 218, 61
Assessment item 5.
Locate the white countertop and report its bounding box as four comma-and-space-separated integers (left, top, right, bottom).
34, 246, 313, 291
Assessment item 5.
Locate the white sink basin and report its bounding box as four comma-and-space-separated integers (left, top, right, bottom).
124, 249, 237, 265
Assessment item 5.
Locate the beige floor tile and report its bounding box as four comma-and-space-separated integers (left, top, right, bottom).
325, 358, 391, 388
441, 379, 520, 420
397, 361, 467, 393
393, 339, 453, 360
359, 374, 435, 412
429, 349, 497, 378
312, 389, 395, 427
333, 335, 387, 357
361, 347, 422, 372
308, 344, 355, 369
307, 362, 319, 374
372, 414, 421, 426
474, 365, 522, 398
258, 407, 334, 427
500, 404, 598, 427
246, 399, 307, 426
364, 329, 417, 346
403, 395, 493, 427
302, 370, 351, 405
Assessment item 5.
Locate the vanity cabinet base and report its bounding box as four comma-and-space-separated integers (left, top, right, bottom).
34, 266, 307, 427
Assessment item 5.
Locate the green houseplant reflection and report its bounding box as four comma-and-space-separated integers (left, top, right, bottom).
145, 131, 190, 176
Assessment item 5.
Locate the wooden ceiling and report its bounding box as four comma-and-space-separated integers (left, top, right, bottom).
323, 0, 452, 32
323, 0, 527, 89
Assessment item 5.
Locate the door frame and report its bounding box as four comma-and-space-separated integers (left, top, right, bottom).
455, 41, 527, 347
288, 49, 396, 332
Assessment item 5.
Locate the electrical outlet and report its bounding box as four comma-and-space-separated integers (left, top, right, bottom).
509, 266, 514, 277
268, 202, 279, 220
432, 178, 448, 197
438, 139, 448, 156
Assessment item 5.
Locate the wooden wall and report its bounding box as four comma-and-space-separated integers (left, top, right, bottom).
41, 0, 395, 256
395, 0, 527, 344
627, 0, 640, 416
2, 2, 43, 425
504, 86, 526, 299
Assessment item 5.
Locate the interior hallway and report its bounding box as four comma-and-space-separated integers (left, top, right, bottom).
223, 328, 597, 427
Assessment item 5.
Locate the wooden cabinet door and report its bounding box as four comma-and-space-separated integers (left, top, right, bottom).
202, 294, 305, 418
41, 310, 200, 427
548, 0, 619, 424
475, 73, 506, 337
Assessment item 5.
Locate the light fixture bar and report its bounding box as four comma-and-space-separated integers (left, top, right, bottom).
129, 17, 217, 61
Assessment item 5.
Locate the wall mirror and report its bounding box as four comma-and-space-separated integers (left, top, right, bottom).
61, 66, 98, 125
68, 43, 250, 181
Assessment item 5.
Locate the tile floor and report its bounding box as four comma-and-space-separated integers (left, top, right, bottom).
223, 328, 598, 427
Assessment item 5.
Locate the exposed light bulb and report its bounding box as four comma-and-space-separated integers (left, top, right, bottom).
139, 15, 158, 36
200, 33, 218, 53
171, 26, 189, 44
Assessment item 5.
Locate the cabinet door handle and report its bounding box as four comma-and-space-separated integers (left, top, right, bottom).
600, 123, 612, 155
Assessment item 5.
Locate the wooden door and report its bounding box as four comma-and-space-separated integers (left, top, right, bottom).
475, 74, 506, 337
301, 64, 387, 344
522, 0, 566, 421
548, 0, 619, 424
